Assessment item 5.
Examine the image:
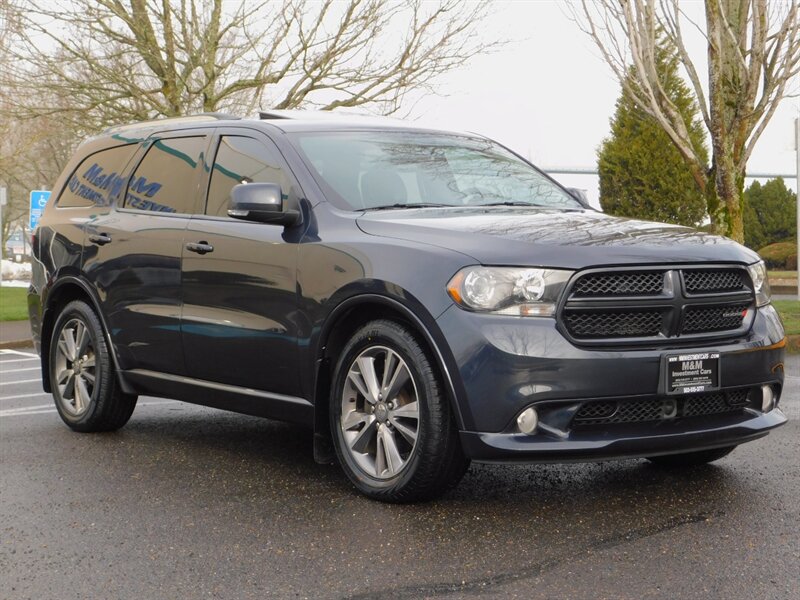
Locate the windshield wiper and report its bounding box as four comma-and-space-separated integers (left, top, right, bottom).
478, 201, 541, 207
479, 202, 583, 210
363, 203, 455, 211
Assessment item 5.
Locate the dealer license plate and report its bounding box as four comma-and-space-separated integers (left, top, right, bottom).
665, 352, 720, 395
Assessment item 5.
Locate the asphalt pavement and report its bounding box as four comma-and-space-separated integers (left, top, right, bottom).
1, 347, 798, 600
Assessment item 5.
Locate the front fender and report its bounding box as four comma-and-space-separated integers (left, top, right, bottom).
310, 288, 469, 432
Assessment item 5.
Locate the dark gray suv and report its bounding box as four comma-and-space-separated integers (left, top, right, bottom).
29, 111, 787, 502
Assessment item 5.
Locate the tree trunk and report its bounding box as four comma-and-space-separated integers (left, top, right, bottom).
712, 152, 746, 243
706, 0, 747, 244
705, 164, 721, 231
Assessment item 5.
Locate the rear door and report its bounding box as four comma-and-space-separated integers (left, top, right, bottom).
83, 132, 212, 375
32, 142, 138, 350
181, 129, 303, 395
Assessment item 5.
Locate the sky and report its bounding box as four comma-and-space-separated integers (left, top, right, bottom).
402, 1, 800, 209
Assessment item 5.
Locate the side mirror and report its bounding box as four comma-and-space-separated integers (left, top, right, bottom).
228, 182, 302, 226
566, 187, 590, 207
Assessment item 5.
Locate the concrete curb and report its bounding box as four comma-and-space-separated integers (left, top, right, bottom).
0, 339, 34, 350
773, 285, 796, 295
0, 319, 33, 350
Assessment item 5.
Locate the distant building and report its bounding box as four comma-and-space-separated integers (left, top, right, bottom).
4, 227, 27, 258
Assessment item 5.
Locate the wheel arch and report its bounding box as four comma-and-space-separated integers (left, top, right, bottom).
312, 294, 466, 439
40, 277, 132, 394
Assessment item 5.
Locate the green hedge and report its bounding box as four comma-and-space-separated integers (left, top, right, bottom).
758, 241, 797, 270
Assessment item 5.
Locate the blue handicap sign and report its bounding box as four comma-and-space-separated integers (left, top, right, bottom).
29, 190, 51, 231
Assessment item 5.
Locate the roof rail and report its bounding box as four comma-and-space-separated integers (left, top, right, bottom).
258, 109, 377, 120
103, 112, 239, 134
259, 110, 295, 120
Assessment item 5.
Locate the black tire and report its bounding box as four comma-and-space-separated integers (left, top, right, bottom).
49, 300, 138, 432
330, 319, 469, 502
646, 445, 736, 467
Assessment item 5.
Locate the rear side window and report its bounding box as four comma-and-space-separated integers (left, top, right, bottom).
58, 144, 135, 208
125, 137, 206, 214
206, 136, 291, 217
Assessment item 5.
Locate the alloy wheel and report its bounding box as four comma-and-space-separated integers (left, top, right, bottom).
339, 346, 420, 479
54, 318, 97, 416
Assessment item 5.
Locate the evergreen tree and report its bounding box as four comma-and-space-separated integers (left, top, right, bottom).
743, 178, 797, 250
598, 44, 708, 227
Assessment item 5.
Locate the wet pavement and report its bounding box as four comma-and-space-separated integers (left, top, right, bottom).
1, 348, 798, 599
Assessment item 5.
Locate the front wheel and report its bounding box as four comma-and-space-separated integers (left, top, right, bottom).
646, 445, 736, 467
50, 300, 138, 432
330, 320, 469, 502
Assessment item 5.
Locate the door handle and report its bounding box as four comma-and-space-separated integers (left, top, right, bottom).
185, 241, 214, 255
88, 233, 112, 246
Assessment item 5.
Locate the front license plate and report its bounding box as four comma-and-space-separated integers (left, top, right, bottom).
665, 352, 720, 395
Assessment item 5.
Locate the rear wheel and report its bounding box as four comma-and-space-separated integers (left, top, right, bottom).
646, 445, 736, 467
330, 320, 469, 502
50, 300, 137, 432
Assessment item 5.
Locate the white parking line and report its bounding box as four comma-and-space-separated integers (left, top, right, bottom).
0, 350, 38, 358
1, 377, 42, 385
0, 357, 39, 364
0, 408, 55, 417
0, 400, 177, 418
0, 366, 41, 373
0, 392, 50, 401
1, 403, 53, 412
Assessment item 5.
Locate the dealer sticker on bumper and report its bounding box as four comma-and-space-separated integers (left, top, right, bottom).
665, 352, 720, 394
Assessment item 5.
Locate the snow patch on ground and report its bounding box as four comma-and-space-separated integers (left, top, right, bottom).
1, 260, 32, 282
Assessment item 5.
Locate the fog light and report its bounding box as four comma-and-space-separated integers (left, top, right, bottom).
517, 407, 538, 434
761, 385, 776, 413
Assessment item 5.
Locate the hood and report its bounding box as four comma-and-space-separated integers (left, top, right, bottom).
356, 207, 759, 269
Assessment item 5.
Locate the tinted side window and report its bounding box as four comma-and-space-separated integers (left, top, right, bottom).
125, 137, 205, 214
206, 136, 291, 217
58, 144, 136, 208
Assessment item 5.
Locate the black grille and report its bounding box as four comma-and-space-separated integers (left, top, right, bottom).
564, 310, 662, 338
573, 389, 752, 426
573, 398, 665, 424
572, 271, 665, 297
681, 304, 748, 334
574, 401, 617, 420
684, 269, 745, 294
683, 389, 748, 416
561, 266, 753, 345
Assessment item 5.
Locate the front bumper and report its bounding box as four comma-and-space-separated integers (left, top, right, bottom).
461, 408, 786, 462
436, 303, 787, 462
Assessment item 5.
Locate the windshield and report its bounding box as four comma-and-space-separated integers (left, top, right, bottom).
291, 131, 583, 211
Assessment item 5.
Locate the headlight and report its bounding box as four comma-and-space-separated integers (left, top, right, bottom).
446, 266, 573, 316
747, 260, 771, 307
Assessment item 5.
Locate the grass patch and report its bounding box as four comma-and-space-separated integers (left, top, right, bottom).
774, 300, 800, 336
0, 287, 29, 322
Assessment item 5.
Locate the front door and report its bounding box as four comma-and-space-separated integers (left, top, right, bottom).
181, 131, 303, 395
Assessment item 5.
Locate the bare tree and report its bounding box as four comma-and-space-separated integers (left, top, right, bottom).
3, 0, 498, 133
1, 1, 80, 250
573, 0, 800, 243
1, 0, 26, 250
